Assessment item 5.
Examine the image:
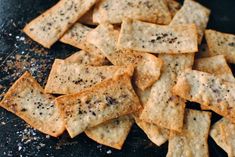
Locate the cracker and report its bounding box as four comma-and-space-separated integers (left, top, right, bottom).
0, 72, 65, 137
55, 74, 142, 138
166, 109, 211, 157
117, 19, 198, 54
140, 54, 194, 131
166, 0, 181, 17
205, 29, 235, 64
170, 0, 210, 44
85, 115, 134, 150
172, 69, 235, 123
210, 118, 235, 157
93, 0, 171, 24
194, 55, 235, 83
23, 0, 96, 48
45, 59, 133, 94
60, 23, 103, 56
65, 50, 108, 66
135, 117, 169, 146
86, 23, 163, 90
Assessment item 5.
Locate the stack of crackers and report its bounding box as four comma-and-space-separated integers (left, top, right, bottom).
1, 0, 235, 156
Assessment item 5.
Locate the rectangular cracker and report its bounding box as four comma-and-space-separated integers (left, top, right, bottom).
166, 0, 181, 17
55, 74, 142, 138
210, 118, 235, 157
172, 69, 235, 123
45, 59, 133, 94
170, 0, 210, 44
194, 55, 235, 83
0, 72, 65, 137
134, 87, 169, 146
166, 109, 211, 157
65, 50, 108, 66
93, 0, 171, 25
86, 23, 163, 90
205, 29, 235, 64
118, 19, 198, 54
23, 0, 97, 48
85, 115, 134, 150
140, 54, 194, 131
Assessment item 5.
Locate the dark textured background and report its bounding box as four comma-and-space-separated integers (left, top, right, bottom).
0, 0, 234, 156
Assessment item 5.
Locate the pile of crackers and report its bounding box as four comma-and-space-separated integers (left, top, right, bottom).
1, 0, 235, 156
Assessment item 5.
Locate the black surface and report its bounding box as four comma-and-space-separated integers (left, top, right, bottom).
0, 0, 234, 156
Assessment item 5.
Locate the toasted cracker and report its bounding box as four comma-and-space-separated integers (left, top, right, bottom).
0, 72, 65, 137
194, 55, 235, 110
86, 23, 163, 90
210, 118, 235, 157
140, 54, 194, 131
55, 74, 141, 138
65, 50, 108, 66
85, 115, 134, 150
205, 29, 235, 64
117, 19, 198, 54
93, 0, 171, 24
170, 0, 210, 44
173, 69, 235, 123
45, 59, 133, 94
23, 0, 96, 48
79, 7, 97, 25
167, 109, 211, 157
194, 55, 235, 83
166, 0, 181, 17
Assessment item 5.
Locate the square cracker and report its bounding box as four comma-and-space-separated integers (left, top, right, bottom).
205, 29, 235, 64
140, 54, 194, 131
45, 59, 133, 94
23, 0, 97, 48
170, 0, 210, 44
117, 19, 198, 54
0, 72, 65, 137
55, 74, 142, 138
65, 50, 108, 66
93, 0, 171, 25
167, 109, 211, 157
172, 69, 235, 123
210, 118, 235, 157
86, 23, 163, 90
85, 115, 134, 150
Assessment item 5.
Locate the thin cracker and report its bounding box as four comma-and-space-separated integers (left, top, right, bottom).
93, 0, 171, 24
140, 54, 194, 131
0, 72, 65, 137
85, 115, 134, 150
210, 118, 235, 157
65, 50, 108, 66
86, 23, 163, 90
117, 19, 198, 54
45, 59, 133, 94
170, 0, 210, 44
167, 109, 211, 157
205, 29, 235, 64
173, 69, 235, 123
55, 74, 142, 138
23, 0, 96, 48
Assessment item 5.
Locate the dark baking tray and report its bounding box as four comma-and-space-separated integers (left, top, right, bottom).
0, 0, 234, 156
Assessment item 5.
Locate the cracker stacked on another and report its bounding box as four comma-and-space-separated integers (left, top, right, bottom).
1, 0, 235, 155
